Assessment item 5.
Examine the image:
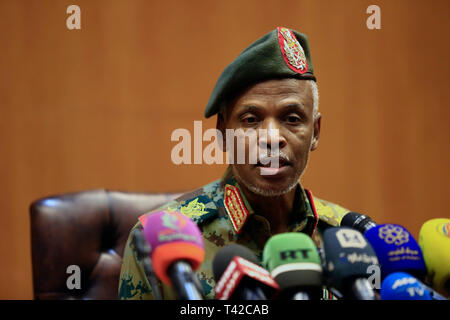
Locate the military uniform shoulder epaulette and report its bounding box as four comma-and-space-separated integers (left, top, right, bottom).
312, 196, 350, 228
138, 179, 222, 228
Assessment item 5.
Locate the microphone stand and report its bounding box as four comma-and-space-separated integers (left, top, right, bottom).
132, 228, 163, 300
168, 261, 204, 300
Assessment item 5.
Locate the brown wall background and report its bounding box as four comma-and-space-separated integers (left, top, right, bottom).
0, 0, 448, 299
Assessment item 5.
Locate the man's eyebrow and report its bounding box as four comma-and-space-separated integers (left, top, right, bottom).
236, 105, 262, 114
235, 102, 306, 114
282, 102, 305, 113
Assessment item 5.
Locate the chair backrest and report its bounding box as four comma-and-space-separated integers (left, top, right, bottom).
29, 189, 182, 300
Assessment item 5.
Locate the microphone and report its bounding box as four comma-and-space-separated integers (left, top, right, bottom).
131, 228, 163, 300
419, 218, 450, 297
340, 211, 377, 233
213, 244, 279, 300
381, 272, 447, 300
143, 211, 205, 300
262, 232, 323, 300
341, 212, 427, 281
322, 227, 379, 300
364, 224, 427, 280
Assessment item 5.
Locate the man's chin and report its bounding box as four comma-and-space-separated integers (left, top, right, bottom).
245, 184, 297, 197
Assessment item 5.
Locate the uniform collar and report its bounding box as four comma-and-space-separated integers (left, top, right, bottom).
220, 167, 318, 239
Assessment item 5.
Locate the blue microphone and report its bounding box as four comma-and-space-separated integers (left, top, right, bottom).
364, 224, 426, 280
381, 272, 447, 300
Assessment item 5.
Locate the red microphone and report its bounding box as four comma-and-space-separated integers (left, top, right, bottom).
213, 244, 279, 300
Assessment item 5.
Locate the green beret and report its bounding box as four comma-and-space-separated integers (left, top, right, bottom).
204, 27, 316, 118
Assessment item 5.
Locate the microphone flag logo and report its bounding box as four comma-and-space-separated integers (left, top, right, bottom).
161, 211, 187, 230
439, 222, 450, 238
336, 229, 367, 248
378, 224, 410, 246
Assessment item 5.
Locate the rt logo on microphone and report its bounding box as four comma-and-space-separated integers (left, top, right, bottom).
280, 249, 311, 260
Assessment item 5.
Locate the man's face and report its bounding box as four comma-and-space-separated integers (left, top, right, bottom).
219, 78, 321, 197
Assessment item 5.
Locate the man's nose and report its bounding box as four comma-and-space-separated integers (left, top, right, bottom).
258, 119, 287, 150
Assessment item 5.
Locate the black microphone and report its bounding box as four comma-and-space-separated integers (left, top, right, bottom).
213, 244, 279, 300
322, 227, 379, 300
341, 211, 377, 233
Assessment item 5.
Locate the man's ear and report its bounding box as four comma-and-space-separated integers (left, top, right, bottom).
310, 113, 321, 151
216, 113, 227, 152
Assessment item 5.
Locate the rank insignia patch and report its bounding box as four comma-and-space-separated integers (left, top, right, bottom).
277, 27, 308, 74
223, 184, 250, 234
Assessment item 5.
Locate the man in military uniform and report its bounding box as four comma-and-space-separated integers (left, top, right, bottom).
119, 26, 350, 300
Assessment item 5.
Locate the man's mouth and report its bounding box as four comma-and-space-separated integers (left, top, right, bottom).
255, 156, 291, 176
256, 157, 290, 168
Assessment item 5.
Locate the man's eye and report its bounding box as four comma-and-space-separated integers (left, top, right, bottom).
286, 115, 301, 123
242, 116, 258, 124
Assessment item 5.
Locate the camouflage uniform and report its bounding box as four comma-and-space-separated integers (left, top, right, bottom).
118, 168, 349, 300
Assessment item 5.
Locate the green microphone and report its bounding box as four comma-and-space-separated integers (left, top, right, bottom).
262, 232, 323, 300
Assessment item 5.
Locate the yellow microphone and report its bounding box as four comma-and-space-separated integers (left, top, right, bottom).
418, 218, 450, 297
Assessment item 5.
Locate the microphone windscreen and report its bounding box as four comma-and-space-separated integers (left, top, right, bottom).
143, 211, 204, 285
381, 272, 434, 300
364, 224, 426, 280
322, 227, 378, 290
262, 233, 322, 289
340, 212, 376, 233
419, 218, 450, 296
212, 244, 260, 281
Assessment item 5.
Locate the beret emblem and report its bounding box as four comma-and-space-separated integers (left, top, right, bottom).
277, 27, 308, 74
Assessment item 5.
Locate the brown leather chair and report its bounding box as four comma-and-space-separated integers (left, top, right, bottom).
29, 189, 182, 300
